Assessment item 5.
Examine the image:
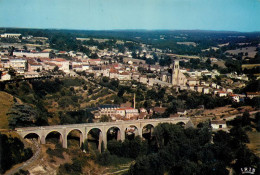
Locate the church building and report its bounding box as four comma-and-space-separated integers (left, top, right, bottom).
171, 60, 187, 86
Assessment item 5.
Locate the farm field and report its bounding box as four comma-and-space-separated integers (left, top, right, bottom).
225, 46, 257, 58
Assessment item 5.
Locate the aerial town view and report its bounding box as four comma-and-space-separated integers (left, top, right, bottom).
0, 0, 260, 175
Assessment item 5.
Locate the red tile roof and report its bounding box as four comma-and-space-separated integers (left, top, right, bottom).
246, 92, 260, 95
110, 69, 118, 73
89, 59, 101, 61
153, 107, 167, 114
120, 72, 129, 75
53, 58, 66, 62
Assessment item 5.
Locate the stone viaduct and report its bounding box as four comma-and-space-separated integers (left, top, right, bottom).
16, 118, 193, 150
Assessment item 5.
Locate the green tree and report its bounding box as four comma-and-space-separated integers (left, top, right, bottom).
7, 104, 39, 128
100, 115, 110, 122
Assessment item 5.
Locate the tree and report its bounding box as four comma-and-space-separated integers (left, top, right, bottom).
254, 112, 260, 131
206, 58, 211, 65
8, 68, 16, 77
53, 66, 59, 72
23, 45, 28, 51
107, 140, 123, 156
7, 104, 39, 128
100, 115, 110, 122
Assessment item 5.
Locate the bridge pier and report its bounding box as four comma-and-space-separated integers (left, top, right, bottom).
62, 136, 67, 148
116, 130, 121, 141
62, 129, 68, 148
120, 126, 126, 141
41, 134, 45, 144
137, 128, 142, 137
98, 132, 103, 152
102, 131, 107, 150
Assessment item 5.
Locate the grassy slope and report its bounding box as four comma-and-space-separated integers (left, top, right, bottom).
0, 91, 14, 129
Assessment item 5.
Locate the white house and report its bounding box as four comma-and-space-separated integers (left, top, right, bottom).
211, 120, 227, 130
139, 75, 148, 84
125, 108, 139, 119
9, 58, 27, 73
0, 72, 11, 81
51, 58, 70, 73
24, 72, 40, 78
1, 33, 21, 38
13, 51, 50, 58
218, 91, 227, 97
118, 72, 131, 81
203, 87, 210, 94
230, 94, 240, 102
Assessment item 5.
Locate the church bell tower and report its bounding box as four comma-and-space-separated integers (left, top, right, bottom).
172, 60, 180, 85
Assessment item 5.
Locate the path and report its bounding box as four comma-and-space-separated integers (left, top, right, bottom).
104, 161, 134, 175
223, 110, 260, 121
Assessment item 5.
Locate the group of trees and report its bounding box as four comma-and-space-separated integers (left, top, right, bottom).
58, 109, 94, 125
3, 77, 96, 128
0, 134, 33, 174
228, 112, 260, 132
180, 58, 213, 71
107, 136, 148, 159
127, 123, 260, 175
7, 103, 45, 129
177, 92, 233, 110
87, 122, 260, 175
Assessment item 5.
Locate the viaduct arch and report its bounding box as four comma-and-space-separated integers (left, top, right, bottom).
17, 118, 193, 151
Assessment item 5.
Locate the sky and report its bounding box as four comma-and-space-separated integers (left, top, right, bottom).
0, 0, 260, 32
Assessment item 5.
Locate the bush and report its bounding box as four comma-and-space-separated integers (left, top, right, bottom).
97, 150, 133, 166
58, 158, 84, 175
46, 148, 64, 159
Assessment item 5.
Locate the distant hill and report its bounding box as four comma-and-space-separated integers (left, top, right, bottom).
0, 91, 14, 129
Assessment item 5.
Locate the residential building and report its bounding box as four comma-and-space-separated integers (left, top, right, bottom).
0, 72, 11, 81
230, 94, 240, 102
13, 50, 50, 58
218, 91, 227, 97
9, 58, 27, 73
1, 33, 21, 38
211, 120, 227, 130
177, 109, 187, 116
246, 92, 260, 99
125, 108, 139, 119
51, 58, 70, 73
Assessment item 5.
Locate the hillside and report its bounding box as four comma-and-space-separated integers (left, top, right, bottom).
0, 91, 14, 129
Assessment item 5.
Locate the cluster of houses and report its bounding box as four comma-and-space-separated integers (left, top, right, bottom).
92, 103, 186, 121
91, 103, 230, 132
1, 33, 259, 103
0, 52, 258, 103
